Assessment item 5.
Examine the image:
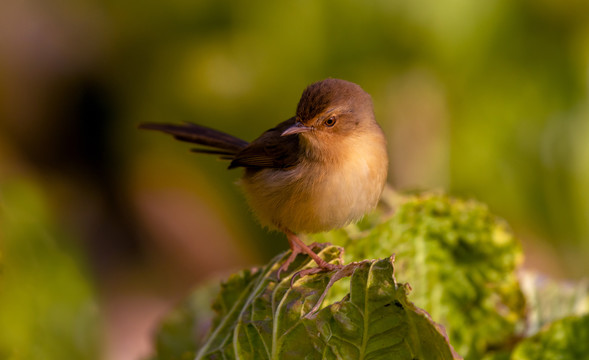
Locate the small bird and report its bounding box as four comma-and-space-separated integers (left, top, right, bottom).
140, 79, 388, 278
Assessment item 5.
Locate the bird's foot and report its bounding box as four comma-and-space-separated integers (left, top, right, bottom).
279, 230, 346, 280
277, 242, 327, 279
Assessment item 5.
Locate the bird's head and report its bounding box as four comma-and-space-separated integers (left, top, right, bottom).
281, 79, 379, 157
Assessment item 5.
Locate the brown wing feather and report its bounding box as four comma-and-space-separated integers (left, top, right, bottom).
229, 117, 301, 170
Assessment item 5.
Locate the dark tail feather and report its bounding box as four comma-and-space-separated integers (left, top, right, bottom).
190, 148, 235, 156
139, 122, 249, 154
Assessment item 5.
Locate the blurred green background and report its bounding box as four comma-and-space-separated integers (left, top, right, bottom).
0, 0, 588, 359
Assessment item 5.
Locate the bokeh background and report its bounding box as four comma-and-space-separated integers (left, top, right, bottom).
1, 0, 588, 359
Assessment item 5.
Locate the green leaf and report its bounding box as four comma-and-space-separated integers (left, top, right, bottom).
511, 314, 589, 359
155, 246, 459, 360
309, 258, 459, 360
194, 245, 342, 359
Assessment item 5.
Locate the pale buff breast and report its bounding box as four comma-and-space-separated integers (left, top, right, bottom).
239, 129, 388, 234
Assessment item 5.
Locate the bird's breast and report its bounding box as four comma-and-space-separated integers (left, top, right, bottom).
240, 130, 388, 234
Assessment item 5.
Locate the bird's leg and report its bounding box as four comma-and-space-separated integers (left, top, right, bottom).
276, 230, 336, 278
279, 230, 368, 302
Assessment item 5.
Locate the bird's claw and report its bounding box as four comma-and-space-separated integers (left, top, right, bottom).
276, 242, 328, 279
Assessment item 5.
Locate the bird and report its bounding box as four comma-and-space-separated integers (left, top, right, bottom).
139, 78, 388, 279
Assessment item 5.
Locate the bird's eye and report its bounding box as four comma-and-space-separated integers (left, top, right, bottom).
324, 116, 337, 127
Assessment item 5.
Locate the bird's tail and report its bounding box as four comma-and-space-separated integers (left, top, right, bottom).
139, 122, 249, 159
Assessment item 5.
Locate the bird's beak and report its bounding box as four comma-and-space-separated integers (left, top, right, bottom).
281, 122, 313, 136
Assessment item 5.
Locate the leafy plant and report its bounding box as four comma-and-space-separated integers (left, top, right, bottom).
154, 251, 459, 360
150, 191, 589, 360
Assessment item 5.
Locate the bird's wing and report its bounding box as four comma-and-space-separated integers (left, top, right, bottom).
229, 117, 301, 169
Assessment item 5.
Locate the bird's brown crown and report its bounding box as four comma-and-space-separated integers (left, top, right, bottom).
295, 79, 372, 124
